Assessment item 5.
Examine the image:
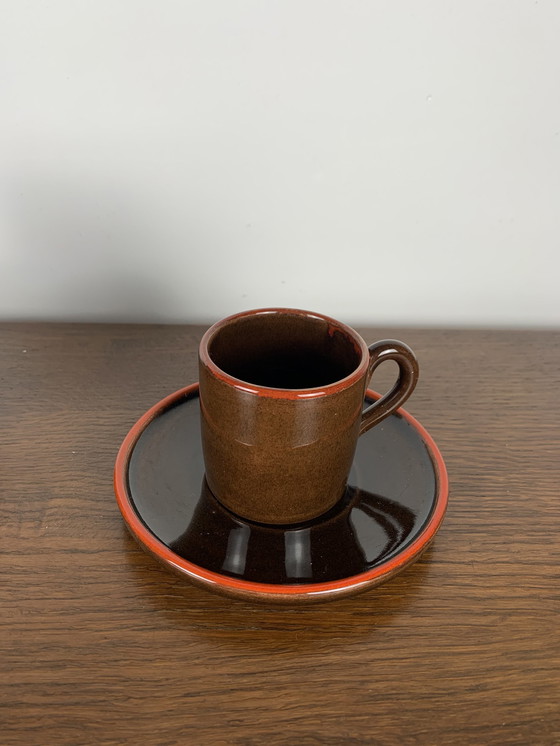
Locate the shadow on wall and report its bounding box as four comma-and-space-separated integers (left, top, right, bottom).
2, 172, 194, 322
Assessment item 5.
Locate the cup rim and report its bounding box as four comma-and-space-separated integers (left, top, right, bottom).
199, 307, 370, 399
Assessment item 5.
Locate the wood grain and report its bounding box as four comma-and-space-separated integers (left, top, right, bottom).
1, 322, 558, 745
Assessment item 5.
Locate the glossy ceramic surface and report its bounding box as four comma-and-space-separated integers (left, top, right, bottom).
199, 308, 418, 524
114, 384, 448, 604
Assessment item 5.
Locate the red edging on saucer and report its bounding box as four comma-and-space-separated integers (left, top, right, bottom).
114, 384, 449, 603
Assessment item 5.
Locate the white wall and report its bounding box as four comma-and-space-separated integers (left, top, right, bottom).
1, 1, 559, 326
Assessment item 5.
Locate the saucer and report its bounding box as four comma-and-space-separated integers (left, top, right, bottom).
114, 384, 448, 604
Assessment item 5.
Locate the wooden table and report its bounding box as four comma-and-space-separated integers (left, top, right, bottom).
1, 323, 558, 745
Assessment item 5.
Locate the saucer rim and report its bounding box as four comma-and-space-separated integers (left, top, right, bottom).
114, 384, 448, 600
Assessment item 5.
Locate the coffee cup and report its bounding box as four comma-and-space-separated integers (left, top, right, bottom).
198, 308, 418, 525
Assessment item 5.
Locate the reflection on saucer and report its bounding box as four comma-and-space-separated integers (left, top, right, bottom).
169, 479, 416, 585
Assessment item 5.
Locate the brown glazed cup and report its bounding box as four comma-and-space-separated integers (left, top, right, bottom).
199, 308, 418, 525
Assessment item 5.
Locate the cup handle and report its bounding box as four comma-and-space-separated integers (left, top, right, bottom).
359, 340, 419, 435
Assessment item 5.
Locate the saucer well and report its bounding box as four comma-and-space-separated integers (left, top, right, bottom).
114, 384, 448, 604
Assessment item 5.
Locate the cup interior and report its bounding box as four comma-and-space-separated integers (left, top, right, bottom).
206, 311, 364, 390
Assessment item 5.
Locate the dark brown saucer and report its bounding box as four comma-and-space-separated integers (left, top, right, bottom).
114, 384, 448, 604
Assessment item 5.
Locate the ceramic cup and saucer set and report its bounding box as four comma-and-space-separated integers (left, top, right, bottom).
115, 308, 448, 604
